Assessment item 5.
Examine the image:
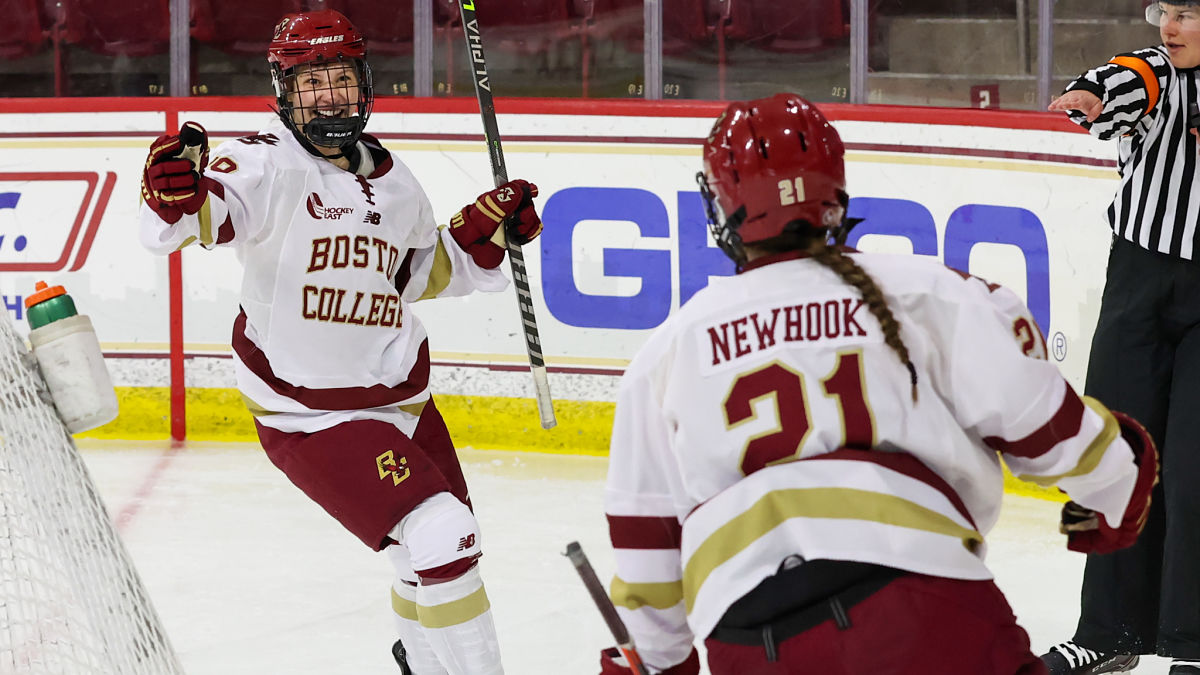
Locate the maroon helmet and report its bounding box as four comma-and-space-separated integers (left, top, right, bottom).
697, 93, 847, 264
268, 9, 373, 151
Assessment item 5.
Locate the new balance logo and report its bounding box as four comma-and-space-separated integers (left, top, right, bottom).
456, 534, 476, 551
363, 211, 382, 225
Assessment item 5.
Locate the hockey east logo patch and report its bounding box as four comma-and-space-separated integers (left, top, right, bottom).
306, 192, 354, 220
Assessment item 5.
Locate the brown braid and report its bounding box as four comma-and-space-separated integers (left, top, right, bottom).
808, 241, 919, 403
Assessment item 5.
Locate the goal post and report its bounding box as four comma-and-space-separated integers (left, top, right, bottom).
0, 310, 185, 674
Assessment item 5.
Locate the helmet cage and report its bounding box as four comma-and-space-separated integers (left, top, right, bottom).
272, 56, 374, 149
697, 170, 747, 265
267, 10, 373, 151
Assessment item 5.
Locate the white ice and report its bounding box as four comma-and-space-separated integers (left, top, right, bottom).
76, 439, 1174, 674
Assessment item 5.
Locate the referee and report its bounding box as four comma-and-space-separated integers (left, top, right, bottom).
1041, 3, 1200, 675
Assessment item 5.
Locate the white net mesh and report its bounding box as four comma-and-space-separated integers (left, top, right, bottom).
0, 311, 184, 674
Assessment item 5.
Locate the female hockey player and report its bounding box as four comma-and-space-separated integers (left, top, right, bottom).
138, 9, 542, 674
597, 93, 1158, 675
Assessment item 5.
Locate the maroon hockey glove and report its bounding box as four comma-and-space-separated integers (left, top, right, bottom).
141, 121, 210, 225
1061, 410, 1158, 555
599, 646, 699, 675
449, 179, 542, 269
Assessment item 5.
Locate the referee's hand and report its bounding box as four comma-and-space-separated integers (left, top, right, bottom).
1049, 90, 1103, 122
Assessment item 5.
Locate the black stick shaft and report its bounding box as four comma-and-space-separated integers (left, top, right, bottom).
457, 0, 556, 429
564, 541, 650, 675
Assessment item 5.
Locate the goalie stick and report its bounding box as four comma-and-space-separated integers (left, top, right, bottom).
457, 0, 557, 429
564, 541, 651, 675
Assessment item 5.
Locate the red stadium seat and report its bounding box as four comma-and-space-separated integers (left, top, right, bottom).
318, 0, 413, 56
476, 0, 573, 28
435, 0, 583, 94
720, 0, 846, 53
0, 0, 51, 59
59, 0, 170, 57
191, 0, 305, 57
664, 0, 718, 53
589, 0, 715, 54
437, 0, 576, 46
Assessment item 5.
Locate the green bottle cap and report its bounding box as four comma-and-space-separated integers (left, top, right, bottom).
25, 281, 78, 330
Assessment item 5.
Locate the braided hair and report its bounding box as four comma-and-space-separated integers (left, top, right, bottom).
807, 240, 918, 402
749, 227, 919, 402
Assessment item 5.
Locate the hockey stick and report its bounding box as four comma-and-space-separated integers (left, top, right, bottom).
564, 541, 650, 675
457, 0, 557, 429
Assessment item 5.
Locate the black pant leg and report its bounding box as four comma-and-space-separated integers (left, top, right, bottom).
1156, 263, 1200, 659
1074, 239, 1173, 653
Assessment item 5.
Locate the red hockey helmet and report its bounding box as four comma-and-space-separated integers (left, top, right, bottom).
268, 9, 366, 71
698, 93, 847, 264
268, 9, 373, 150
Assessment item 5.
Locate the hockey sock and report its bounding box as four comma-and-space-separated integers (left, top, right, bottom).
390, 577, 448, 675
416, 566, 504, 675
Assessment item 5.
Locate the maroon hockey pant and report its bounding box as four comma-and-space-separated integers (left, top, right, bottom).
254, 398, 470, 551
703, 574, 1048, 675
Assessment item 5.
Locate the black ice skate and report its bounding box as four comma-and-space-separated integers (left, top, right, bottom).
1041, 642, 1138, 675
391, 638, 412, 674
1170, 660, 1200, 674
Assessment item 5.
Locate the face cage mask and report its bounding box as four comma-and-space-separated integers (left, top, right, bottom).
696, 171, 748, 268
272, 57, 374, 153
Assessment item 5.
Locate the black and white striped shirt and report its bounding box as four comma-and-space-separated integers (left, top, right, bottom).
1065, 46, 1200, 259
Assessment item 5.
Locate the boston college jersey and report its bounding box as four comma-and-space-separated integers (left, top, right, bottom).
139, 123, 507, 433
605, 250, 1140, 670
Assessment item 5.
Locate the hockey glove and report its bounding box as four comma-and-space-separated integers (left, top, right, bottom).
141, 121, 210, 225
1060, 409, 1159, 555
599, 646, 700, 675
449, 179, 542, 269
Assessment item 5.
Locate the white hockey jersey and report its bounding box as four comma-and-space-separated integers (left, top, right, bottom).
605, 249, 1141, 670
139, 123, 507, 433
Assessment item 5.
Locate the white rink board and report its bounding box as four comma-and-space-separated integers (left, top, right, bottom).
0, 103, 1119, 396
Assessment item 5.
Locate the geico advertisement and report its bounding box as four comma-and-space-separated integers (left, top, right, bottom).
0, 112, 1118, 391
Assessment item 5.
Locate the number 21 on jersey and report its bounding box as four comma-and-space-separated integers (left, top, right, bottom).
724, 349, 875, 475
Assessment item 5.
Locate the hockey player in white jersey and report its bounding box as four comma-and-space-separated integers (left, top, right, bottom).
597, 93, 1160, 675
138, 9, 542, 674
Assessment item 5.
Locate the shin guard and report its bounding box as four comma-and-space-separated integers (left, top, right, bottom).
416, 566, 504, 675
389, 574, 448, 675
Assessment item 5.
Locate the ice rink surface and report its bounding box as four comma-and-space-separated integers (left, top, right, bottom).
77, 439, 1174, 675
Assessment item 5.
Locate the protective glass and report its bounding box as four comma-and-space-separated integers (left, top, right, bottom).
1146, 2, 1200, 29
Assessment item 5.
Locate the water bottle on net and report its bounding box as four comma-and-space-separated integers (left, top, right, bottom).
24, 280, 119, 433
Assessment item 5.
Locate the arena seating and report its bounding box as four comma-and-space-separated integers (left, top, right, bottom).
191, 0, 305, 56
719, 0, 847, 54
58, 0, 170, 57
588, 0, 716, 55
0, 0, 52, 60
318, 0, 413, 56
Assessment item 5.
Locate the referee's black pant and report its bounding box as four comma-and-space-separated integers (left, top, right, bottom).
1074, 236, 1200, 659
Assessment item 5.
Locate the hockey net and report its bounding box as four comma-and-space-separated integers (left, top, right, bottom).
0, 311, 185, 674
